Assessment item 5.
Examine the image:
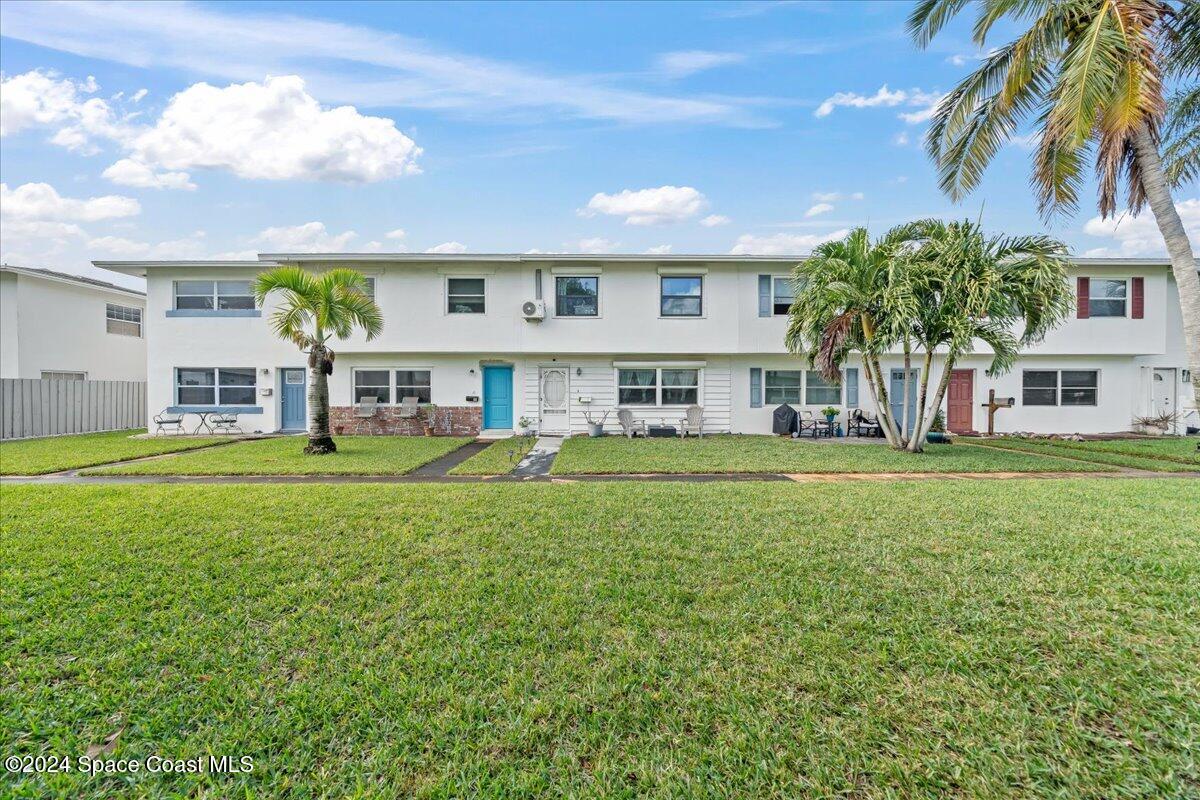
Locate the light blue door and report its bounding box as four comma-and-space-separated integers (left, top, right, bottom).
890, 368, 919, 436
281, 369, 307, 430
482, 365, 513, 429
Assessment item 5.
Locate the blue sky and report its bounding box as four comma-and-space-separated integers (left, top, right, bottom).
1, 0, 1196, 288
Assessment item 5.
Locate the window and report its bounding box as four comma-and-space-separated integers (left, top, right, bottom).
353, 369, 391, 404
1023, 370, 1098, 406
173, 280, 255, 310
106, 303, 142, 337
447, 277, 485, 314
1088, 279, 1127, 317
362, 277, 376, 300
772, 276, 795, 315
618, 368, 700, 406
395, 370, 432, 403
41, 371, 85, 381
805, 370, 841, 405
764, 370, 802, 404
175, 367, 257, 406
660, 276, 703, 317
556, 276, 598, 317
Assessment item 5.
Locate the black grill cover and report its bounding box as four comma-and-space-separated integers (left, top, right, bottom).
772, 404, 798, 435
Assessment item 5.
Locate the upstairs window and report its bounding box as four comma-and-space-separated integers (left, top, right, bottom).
106, 303, 142, 337
660, 276, 703, 317
556, 276, 599, 317
362, 277, 376, 300
1088, 279, 1127, 317
447, 278, 485, 314
772, 276, 795, 315
175, 367, 256, 406
174, 280, 255, 310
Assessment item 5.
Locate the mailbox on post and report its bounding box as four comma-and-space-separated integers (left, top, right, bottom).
980, 389, 1015, 435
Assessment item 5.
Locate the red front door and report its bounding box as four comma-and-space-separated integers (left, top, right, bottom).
947, 370, 974, 433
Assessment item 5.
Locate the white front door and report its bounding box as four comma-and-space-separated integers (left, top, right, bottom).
1153, 368, 1177, 432
539, 367, 569, 434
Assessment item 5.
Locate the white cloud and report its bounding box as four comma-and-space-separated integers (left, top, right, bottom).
655, 50, 745, 78
581, 185, 709, 225
131, 89, 148, 103
700, 214, 730, 227
0, 69, 126, 153
385, 228, 407, 240
252, 221, 358, 252
575, 237, 618, 254
729, 229, 848, 255
102, 158, 197, 190
122, 76, 421, 184
362, 240, 384, 252
1, 1, 765, 128
893, 175, 909, 184
805, 203, 834, 218
811, 191, 864, 203
0, 182, 140, 222
814, 84, 942, 125
425, 241, 467, 254
644, 244, 673, 254
1082, 199, 1199, 257
87, 231, 210, 259
893, 131, 910, 146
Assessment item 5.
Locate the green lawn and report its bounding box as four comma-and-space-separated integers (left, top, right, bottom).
0, 430, 227, 476
81, 435, 472, 476
448, 435, 537, 475
966, 436, 1200, 473
550, 434, 1116, 475
2, 480, 1197, 798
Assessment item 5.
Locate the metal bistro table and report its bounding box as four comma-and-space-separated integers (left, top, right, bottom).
166, 406, 253, 435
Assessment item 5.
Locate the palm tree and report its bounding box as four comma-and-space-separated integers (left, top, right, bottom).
253, 267, 383, 454
785, 226, 923, 448
909, 0, 1200, 412
901, 219, 1073, 452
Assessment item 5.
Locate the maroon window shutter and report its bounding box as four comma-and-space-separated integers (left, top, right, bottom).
1077, 277, 1090, 319
1132, 276, 1144, 319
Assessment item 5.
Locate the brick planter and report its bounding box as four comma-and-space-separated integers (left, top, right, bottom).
329, 405, 481, 436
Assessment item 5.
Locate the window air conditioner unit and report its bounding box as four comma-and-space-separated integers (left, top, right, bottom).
521, 299, 546, 321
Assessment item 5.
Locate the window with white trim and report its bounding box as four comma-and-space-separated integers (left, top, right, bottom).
617, 368, 699, 406
173, 280, 255, 310
660, 276, 703, 317
555, 276, 598, 317
362, 277, 376, 300
764, 370, 802, 404
175, 367, 256, 405
1023, 370, 1098, 406
105, 303, 142, 337
1088, 279, 1127, 317
41, 371, 86, 381
771, 276, 795, 315
447, 277, 485, 314
395, 370, 432, 403
805, 370, 841, 405
352, 368, 433, 404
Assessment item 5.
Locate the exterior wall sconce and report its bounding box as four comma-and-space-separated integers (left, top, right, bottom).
576, 367, 582, 377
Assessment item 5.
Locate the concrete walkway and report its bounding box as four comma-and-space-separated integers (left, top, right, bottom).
511, 436, 563, 478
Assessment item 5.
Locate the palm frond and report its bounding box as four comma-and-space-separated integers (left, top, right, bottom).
1163, 85, 1200, 185
908, 0, 975, 48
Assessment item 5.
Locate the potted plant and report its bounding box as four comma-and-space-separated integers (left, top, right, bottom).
1132, 412, 1177, 436
821, 406, 839, 423
422, 404, 438, 436
517, 416, 536, 436
583, 409, 609, 437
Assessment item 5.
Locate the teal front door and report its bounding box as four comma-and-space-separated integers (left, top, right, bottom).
482, 365, 513, 429
281, 369, 307, 431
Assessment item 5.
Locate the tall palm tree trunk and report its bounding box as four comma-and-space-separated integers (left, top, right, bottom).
906, 350, 936, 453
306, 344, 336, 454
1132, 125, 1200, 412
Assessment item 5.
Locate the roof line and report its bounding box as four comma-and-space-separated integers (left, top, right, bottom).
1, 264, 145, 297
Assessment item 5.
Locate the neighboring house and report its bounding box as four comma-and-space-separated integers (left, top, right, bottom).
0, 264, 146, 382
97, 254, 1196, 436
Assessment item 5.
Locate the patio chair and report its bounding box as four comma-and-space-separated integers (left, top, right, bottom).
154, 409, 185, 435
847, 409, 882, 438
397, 396, 420, 418
210, 412, 243, 435
354, 396, 380, 434
796, 410, 820, 438
617, 408, 647, 439
679, 404, 705, 438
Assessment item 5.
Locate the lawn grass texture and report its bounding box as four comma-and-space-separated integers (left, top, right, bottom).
81, 435, 472, 476
4, 481, 1198, 799
448, 436, 537, 475
966, 437, 1200, 473
1040, 436, 1199, 465
0, 430, 227, 475
550, 434, 1115, 475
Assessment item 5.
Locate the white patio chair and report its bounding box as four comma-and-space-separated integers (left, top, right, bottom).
679, 404, 705, 438
617, 408, 647, 438
210, 412, 243, 435
397, 396, 420, 418
354, 396, 380, 434
154, 410, 185, 435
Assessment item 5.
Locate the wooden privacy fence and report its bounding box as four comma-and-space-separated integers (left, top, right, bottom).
0, 379, 147, 440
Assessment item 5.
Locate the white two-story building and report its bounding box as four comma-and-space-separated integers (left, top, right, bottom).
98, 253, 1195, 437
